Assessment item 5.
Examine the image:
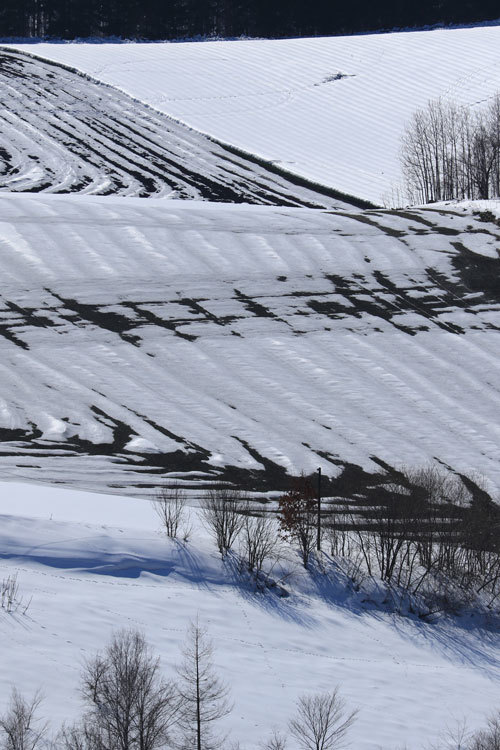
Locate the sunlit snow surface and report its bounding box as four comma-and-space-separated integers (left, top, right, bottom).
1, 193, 500, 492
8, 26, 500, 204
0, 49, 353, 207
1, 482, 500, 750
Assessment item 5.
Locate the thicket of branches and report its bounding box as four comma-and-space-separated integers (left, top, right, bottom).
401, 95, 500, 203
150, 471, 500, 619
323, 466, 500, 617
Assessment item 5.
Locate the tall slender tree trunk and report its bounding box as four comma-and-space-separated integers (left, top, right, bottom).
196, 633, 201, 750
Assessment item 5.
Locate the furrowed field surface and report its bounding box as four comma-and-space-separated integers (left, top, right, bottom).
9, 26, 500, 205
0, 48, 356, 207
0, 193, 500, 493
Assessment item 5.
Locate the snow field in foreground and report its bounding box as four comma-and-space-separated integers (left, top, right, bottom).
1, 480, 500, 749
9, 26, 500, 205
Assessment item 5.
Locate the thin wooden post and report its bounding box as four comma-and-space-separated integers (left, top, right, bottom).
317, 467, 321, 551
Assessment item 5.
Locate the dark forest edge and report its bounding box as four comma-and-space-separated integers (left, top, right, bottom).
0, 0, 499, 41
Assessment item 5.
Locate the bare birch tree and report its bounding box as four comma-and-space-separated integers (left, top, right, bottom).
152, 486, 188, 539
240, 509, 277, 575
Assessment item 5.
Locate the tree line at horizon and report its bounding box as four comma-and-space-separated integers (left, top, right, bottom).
0, 0, 499, 40
402, 94, 500, 204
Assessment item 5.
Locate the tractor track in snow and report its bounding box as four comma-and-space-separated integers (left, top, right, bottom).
0, 48, 358, 208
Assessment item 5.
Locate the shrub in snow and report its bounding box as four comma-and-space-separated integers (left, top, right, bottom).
0, 689, 47, 750
0, 574, 30, 615
288, 689, 357, 750
201, 485, 245, 556
152, 485, 189, 540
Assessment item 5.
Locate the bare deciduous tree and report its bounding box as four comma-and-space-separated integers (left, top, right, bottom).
58, 718, 105, 750
430, 718, 473, 750
176, 620, 232, 750
81, 629, 178, 750
261, 729, 288, 750
152, 486, 189, 539
0, 689, 47, 750
288, 689, 357, 750
240, 509, 277, 575
278, 475, 317, 568
401, 94, 500, 205
469, 715, 500, 750
201, 485, 245, 556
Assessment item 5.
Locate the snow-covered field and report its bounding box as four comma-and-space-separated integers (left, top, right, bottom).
0, 49, 351, 207
1, 480, 500, 749
2, 27, 500, 747
8, 26, 500, 205
1, 192, 500, 492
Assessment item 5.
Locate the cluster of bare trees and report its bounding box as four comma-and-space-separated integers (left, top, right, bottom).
0, 628, 357, 750
401, 95, 500, 203
0, 625, 232, 750
434, 714, 500, 750
153, 485, 280, 586
153, 470, 500, 617
325, 466, 500, 616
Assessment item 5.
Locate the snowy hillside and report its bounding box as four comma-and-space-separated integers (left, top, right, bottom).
8, 25, 500, 205
0, 48, 356, 208
2, 27, 500, 750
1, 481, 500, 750
1, 192, 500, 493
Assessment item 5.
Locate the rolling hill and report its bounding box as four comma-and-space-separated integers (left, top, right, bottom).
0, 48, 359, 207
1, 28, 500, 750
8, 26, 500, 205
1, 193, 500, 493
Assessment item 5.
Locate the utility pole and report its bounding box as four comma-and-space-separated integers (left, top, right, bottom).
317, 467, 321, 551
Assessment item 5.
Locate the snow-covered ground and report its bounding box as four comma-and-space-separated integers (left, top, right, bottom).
1, 480, 499, 749
0, 49, 349, 207
1, 192, 500, 492
1, 28, 500, 748
8, 26, 500, 205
